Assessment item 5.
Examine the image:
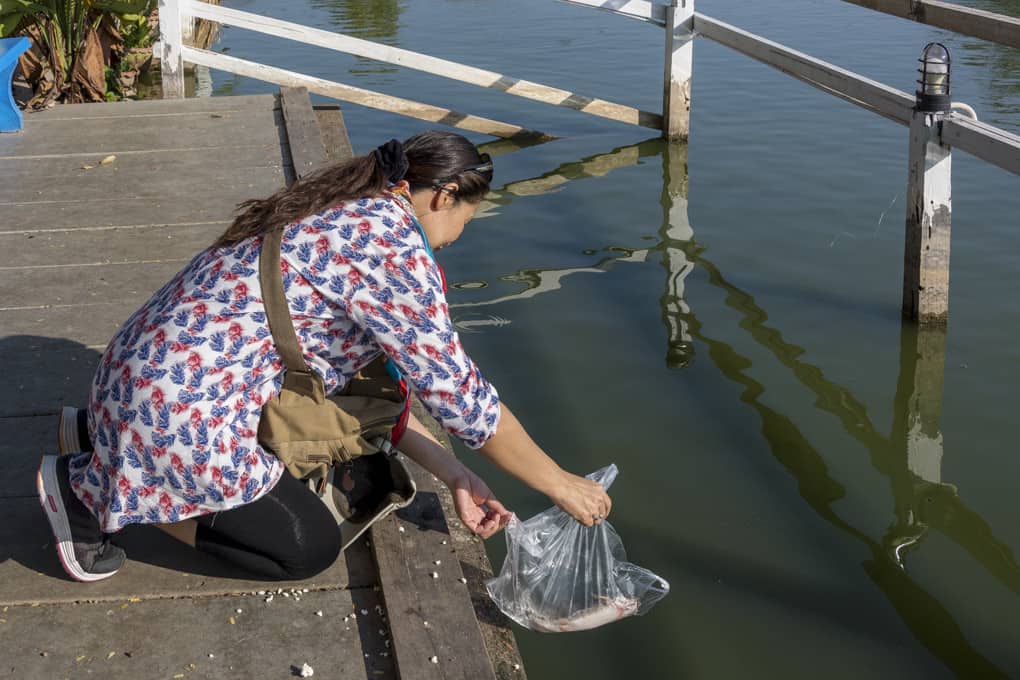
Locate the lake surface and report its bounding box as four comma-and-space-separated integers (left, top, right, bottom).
210, 1, 1020, 677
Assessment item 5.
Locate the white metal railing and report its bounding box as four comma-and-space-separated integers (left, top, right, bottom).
157, 0, 1020, 323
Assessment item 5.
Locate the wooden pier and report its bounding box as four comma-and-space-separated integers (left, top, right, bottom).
0, 89, 524, 680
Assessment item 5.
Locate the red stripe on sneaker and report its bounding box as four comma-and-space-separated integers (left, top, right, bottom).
47, 495, 58, 513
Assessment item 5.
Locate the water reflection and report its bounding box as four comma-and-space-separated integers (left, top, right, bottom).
451, 137, 1019, 675
308, 0, 403, 75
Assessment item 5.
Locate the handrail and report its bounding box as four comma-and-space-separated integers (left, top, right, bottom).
181, 46, 551, 142
839, 0, 1020, 51
693, 13, 915, 126
179, 0, 661, 130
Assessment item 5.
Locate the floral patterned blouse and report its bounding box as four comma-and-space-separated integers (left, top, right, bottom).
71, 189, 501, 532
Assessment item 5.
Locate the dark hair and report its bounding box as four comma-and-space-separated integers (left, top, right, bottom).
214, 130, 492, 248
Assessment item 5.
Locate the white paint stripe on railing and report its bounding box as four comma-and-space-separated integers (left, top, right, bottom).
181, 46, 551, 141
694, 13, 915, 126
942, 115, 1020, 177
840, 0, 1020, 51
557, 0, 668, 26
180, 0, 660, 129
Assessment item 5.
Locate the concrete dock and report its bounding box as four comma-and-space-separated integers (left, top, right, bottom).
0, 91, 525, 679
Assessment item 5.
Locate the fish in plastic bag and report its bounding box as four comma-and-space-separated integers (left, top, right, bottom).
485, 464, 669, 632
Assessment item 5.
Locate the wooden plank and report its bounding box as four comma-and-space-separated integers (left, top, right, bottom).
840, 0, 1020, 51
280, 87, 327, 180
0, 303, 147, 354
557, 0, 667, 26
182, 0, 659, 129
315, 105, 355, 164
184, 47, 553, 141
0, 190, 275, 233
662, 1, 694, 140
0, 260, 187, 309
694, 13, 915, 125
0, 222, 226, 269
0, 164, 284, 206
903, 111, 952, 324
0, 108, 283, 157
158, 0, 186, 98
0, 586, 391, 678
0, 143, 282, 181
942, 115, 1020, 177
19, 94, 275, 120
370, 455, 497, 680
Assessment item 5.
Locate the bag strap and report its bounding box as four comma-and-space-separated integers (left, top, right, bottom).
259, 227, 324, 400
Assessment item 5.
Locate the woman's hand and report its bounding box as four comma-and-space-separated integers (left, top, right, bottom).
547, 471, 612, 527
448, 467, 512, 539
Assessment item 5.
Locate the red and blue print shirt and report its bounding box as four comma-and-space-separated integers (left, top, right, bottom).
71, 189, 501, 532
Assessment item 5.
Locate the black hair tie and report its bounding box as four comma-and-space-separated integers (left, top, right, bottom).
373, 139, 409, 184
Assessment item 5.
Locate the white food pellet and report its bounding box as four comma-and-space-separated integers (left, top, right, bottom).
315, 611, 323, 617
265, 595, 274, 603
441, 540, 447, 545
458, 577, 467, 584
423, 621, 430, 627
513, 663, 521, 671
235, 608, 242, 614
299, 663, 314, 678
360, 609, 368, 615
398, 526, 405, 533
283, 592, 290, 598
208, 653, 215, 659
257, 591, 265, 596
294, 597, 301, 601
434, 560, 441, 565
303, 588, 309, 593
430, 572, 439, 579
429, 656, 439, 664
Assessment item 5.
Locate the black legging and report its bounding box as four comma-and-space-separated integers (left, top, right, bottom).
76, 411, 340, 580
193, 470, 341, 580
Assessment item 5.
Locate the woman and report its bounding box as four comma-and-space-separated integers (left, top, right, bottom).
37, 130, 612, 582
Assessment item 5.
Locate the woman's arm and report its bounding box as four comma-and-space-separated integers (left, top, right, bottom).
398, 412, 511, 538
477, 402, 611, 528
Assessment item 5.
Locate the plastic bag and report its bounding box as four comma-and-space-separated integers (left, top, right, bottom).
485, 464, 669, 632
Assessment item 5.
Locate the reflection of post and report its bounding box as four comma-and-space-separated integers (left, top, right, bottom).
886, 322, 949, 565
659, 142, 695, 368
904, 327, 947, 484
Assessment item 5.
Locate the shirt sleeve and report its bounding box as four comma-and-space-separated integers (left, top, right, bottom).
336, 213, 501, 449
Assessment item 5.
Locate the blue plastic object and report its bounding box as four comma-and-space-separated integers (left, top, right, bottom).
0, 36, 30, 132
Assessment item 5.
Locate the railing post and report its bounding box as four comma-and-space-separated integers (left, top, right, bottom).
903, 43, 952, 325
663, 0, 694, 141
159, 0, 186, 99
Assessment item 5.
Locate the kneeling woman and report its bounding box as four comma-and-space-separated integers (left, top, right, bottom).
38, 130, 612, 582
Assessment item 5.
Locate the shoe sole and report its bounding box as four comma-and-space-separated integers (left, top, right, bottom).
36, 456, 118, 582
57, 406, 80, 455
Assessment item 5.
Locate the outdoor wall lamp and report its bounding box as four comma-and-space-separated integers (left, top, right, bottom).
916, 42, 951, 113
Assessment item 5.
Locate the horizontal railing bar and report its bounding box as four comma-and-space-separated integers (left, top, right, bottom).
694, 13, 915, 126
942, 115, 1020, 177
180, 0, 661, 130
180, 46, 554, 141
840, 0, 1020, 51
557, 0, 668, 26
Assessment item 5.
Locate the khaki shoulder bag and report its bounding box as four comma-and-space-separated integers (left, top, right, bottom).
256, 226, 407, 484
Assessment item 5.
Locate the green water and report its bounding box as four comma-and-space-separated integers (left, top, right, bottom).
212, 1, 1020, 676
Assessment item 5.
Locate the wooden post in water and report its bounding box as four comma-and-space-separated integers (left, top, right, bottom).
663, 0, 694, 141
159, 0, 186, 99
903, 44, 953, 324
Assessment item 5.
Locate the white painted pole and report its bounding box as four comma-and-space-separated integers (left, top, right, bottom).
663, 0, 694, 141
159, 0, 186, 99
903, 110, 952, 324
